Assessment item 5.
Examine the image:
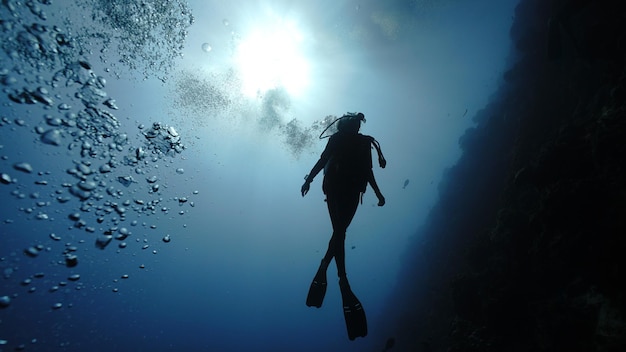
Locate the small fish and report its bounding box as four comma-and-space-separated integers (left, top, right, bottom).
402, 179, 409, 189
462, 108, 468, 117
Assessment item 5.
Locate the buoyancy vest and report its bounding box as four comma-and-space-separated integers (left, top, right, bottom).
322, 133, 378, 194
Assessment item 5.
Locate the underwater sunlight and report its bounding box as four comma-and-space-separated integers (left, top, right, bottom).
234, 11, 311, 98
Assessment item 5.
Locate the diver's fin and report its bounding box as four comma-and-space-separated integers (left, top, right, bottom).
306, 269, 327, 308
340, 278, 368, 340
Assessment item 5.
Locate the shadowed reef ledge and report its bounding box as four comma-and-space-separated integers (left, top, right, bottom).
386, 0, 626, 351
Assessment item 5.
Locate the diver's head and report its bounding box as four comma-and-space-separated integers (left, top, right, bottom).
337, 112, 365, 134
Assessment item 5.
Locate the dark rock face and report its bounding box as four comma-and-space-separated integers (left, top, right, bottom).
388, 1, 626, 351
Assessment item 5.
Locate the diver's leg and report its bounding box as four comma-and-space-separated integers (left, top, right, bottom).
321, 193, 340, 271
333, 233, 347, 278
326, 191, 360, 278
306, 190, 358, 308
321, 231, 344, 272
320, 192, 343, 272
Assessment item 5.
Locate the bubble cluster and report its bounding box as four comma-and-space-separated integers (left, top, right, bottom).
170, 68, 236, 123
2, 0, 194, 80
140, 122, 185, 156
0, 0, 197, 321
311, 115, 340, 138
0, 19, 78, 74
279, 113, 342, 158
170, 68, 341, 157
282, 119, 314, 157
76, 0, 194, 80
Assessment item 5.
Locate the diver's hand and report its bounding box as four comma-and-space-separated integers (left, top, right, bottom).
377, 195, 386, 206
301, 181, 310, 197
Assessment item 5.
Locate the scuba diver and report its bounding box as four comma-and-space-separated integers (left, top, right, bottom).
300, 112, 386, 340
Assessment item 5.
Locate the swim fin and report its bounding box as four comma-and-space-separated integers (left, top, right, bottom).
339, 278, 368, 340
306, 268, 327, 308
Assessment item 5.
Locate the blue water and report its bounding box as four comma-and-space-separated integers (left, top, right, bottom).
0, 1, 518, 351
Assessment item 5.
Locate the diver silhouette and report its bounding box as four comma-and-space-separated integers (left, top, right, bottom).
300, 112, 386, 340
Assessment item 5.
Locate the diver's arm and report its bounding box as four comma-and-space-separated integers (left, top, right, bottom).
306, 157, 326, 183
301, 139, 334, 196
367, 169, 385, 206
301, 157, 326, 196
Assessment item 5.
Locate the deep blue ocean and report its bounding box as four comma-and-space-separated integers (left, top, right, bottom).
1, 1, 519, 351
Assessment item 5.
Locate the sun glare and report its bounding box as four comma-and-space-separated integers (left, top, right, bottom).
234, 17, 310, 98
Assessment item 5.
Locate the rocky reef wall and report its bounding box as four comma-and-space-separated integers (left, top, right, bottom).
388, 0, 626, 351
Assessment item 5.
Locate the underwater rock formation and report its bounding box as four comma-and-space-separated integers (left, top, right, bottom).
387, 0, 626, 351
